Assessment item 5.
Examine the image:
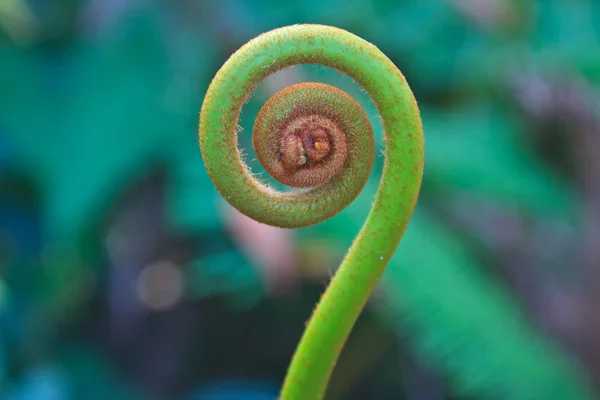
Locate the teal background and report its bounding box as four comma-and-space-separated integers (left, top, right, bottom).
1, 1, 599, 399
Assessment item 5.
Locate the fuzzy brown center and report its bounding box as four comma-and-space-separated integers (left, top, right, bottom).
280, 128, 332, 170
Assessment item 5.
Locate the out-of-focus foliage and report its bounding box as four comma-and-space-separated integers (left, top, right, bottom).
1, 0, 599, 399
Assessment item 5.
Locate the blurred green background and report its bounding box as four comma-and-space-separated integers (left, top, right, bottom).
1, 0, 600, 399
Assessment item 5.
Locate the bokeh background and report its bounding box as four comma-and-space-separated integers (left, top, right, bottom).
1, 0, 600, 399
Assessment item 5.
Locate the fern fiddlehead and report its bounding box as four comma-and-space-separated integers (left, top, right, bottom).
199, 24, 424, 399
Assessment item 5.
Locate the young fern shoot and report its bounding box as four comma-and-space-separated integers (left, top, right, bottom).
199, 24, 424, 400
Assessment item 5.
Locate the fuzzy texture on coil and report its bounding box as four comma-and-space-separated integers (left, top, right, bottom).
253, 82, 372, 188
199, 24, 424, 400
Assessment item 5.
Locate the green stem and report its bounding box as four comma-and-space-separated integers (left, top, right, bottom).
199, 24, 424, 400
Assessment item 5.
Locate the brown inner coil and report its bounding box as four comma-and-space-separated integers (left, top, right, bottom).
261, 114, 347, 188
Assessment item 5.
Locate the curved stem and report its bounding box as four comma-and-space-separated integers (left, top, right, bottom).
199, 25, 424, 399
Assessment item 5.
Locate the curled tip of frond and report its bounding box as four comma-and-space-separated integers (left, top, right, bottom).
253, 82, 368, 189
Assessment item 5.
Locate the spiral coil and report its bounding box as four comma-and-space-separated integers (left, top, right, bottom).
199, 24, 424, 400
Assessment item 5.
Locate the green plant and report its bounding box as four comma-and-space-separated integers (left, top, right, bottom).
198, 24, 423, 399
